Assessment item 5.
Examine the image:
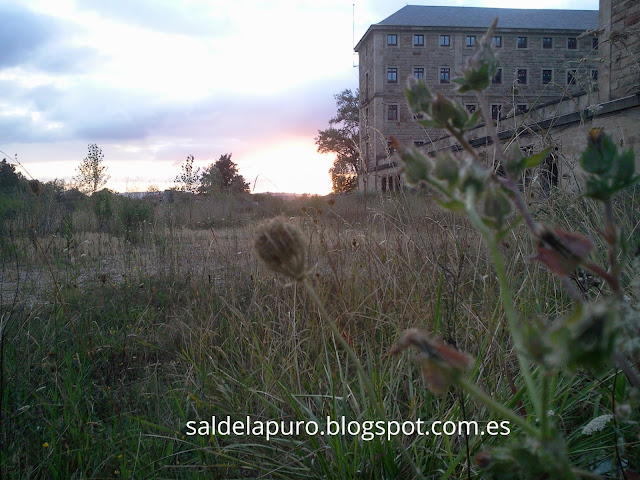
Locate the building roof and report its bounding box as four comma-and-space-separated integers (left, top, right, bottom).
377, 5, 598, 30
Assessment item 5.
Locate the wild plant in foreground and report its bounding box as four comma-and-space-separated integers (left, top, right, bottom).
392, 18, 640, 479
254, 216, 427, 478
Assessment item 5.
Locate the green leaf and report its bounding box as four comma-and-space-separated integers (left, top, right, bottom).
495, 216, 523, 242
454, 62, 491, 93
580, 130, 617, 174
436, 199, 465, 212
434, 154, 459, 185
614, 148, 637, 182
523, 147, 552, 168
464, 110, 480, 129
405, 79, 433, 116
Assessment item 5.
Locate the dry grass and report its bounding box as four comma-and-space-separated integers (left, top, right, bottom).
1, 189, 637, 478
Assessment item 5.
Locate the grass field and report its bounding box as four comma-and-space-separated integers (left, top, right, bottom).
1, 188, 638, 479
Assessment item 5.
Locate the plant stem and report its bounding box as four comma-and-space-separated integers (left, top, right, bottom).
476, 90, 539, 234
450, 129, 477, 157
603, 199, 623, 299
301, 278, 427, 480
613, 352, 640, 390
540, 374, 550, 440
464, 187, 543, 422
457, 376, 539, 437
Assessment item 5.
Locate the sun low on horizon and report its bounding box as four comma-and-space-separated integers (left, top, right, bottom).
10, 136, 336, 196
240, 139, 334, 196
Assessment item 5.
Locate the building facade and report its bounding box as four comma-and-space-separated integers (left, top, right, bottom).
354, 6, 600, 192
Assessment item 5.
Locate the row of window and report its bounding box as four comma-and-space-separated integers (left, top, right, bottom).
381, 174, 402, 193
386, 66, 597, 86
386, 103, 526, 122
387, 33, 597, 50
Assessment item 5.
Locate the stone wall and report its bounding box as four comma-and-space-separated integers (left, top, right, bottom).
357, 19, 599, 192
359, 0, 640, 194
600, 0, 640, 101
426, 93, 640, 193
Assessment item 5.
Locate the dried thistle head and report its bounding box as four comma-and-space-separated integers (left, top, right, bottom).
532, 226, 594, 277
391, 328, 472, 395
254, 217, 308, 281
29, 179, 43, 197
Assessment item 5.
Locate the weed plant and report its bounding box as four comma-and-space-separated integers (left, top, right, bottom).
383, 19, 639, 479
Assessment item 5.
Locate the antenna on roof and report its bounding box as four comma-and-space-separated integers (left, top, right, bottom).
353, 3, 358, 67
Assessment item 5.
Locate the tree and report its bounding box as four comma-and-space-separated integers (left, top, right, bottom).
0, 158, 23, 194
174, 154, 201, 194
315, 89, 360, 193
74, 144, 109, 194
199, 154, 250, 194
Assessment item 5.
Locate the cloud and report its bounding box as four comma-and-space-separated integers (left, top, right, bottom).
30, 44, 106, 74
1, 64, 353, 148
75, 0, 233, 37
0, 3, 104, 77
0, 4, 57, 69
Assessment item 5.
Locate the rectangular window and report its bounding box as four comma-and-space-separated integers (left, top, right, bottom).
387, 104, 398, 121
567, 69, 577, 85
543, 37, 553, 49
516, 104, 528, 115
413, 67, 425, 80
542, 69, 552, 85
439, 35, 450, 47
492, 68, 502, 84
567, 37, 577, 50
381, 176, 387, 192
414, 140, 426, 147
517, 36, 528, 49
466, 35, 476, 48
491, 104, 502, 120
465, 104, 477, 113
439, 67, 450, 83
492, 36, 502, 48
387, 67, 398, 83
414, 34, 424, 46
591, 69, 598, 81
517, 69, 527, 85
387, 34, 397, 46
592, 37, 598, 50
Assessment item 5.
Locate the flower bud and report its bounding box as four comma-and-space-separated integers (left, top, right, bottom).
29, 179, 43, 197
434, 154, 459, 186
484, 188, 511, 228
459, 156, 489, 195
254, 217, 308, 281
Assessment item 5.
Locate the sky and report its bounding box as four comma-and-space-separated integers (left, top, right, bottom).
1, 0, 599, 194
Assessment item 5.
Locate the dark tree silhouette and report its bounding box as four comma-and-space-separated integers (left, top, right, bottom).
0, 159, 23, 194
200, 154, 249, 194
315, 89, 360, 193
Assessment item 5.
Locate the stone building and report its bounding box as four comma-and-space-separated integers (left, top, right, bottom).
354, 5, 600, 192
